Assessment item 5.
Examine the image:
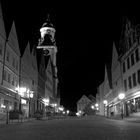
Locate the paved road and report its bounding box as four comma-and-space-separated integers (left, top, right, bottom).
0, 116, 140, 140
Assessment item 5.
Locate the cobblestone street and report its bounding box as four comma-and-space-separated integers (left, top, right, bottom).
0, 116, 140, 140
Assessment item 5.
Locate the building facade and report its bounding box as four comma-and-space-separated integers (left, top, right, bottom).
119, 20, 140, 116
77, 95, 92, 114
97, 19, 140, 118
0, 21, 21, 119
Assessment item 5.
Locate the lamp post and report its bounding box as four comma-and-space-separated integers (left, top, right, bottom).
103, 100, 108, 117
118, 93, 125, 119
29, 91, 34, 118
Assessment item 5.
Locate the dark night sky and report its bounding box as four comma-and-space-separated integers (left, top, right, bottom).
1, 1, 140, 111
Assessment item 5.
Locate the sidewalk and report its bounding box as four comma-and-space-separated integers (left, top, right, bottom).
0, 118, 36, 125
108, 112, 140, 123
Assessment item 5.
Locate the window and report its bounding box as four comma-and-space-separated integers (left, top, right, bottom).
12, 57, 15, 68
129, 37, 132, 48
32, 80, 34, 85
127, 57, 130, 69
135, 48, 139, 62
124, 79, 127, 91
0, 43, 2, 55
123, 62, 126, 73
16, 60, 18, 70
132, 73, 137, 87
131, 53, 135, 66
6, 51, 10, 62
137, 69, 140, 84
3, 70, 7, 81
128, 76, 132, 89
8, 73, 11, 83
12, 77, 14, 86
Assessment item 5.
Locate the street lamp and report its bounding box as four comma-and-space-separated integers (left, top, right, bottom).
118, 93, 125, 119
91, 105, 94, 109
29, 91, 34, 118
103, 100, 108, 117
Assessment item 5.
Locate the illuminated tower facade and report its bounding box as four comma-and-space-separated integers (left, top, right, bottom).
37, 15, 58, 105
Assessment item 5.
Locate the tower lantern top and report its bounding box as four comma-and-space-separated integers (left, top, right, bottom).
40, 14, 55, 39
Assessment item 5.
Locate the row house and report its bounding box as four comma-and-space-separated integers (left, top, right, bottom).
119, 19, 140, 117
0, 2, 59, 120
0, 4, 21, 120
20, 42, 38, 118
77, 95, 96, 115
97, 19, 140, 118
0, 3, 7, 120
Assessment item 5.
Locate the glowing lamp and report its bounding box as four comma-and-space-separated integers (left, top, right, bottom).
91, 105, 94, 109
118, 93, 125, 100
103, 100, 108, 105
19, 87, 27, 93
95, 103, 99, 107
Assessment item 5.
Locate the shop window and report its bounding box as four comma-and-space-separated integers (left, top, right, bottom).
132, 73, 137, 87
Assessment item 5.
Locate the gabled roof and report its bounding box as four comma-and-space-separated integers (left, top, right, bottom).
31, 46, 38, 71
0, 2, 6, 39
7, 21, 20, 56
111, 42, 119, 71
22, 42, 31, 66
88, 94, 96, 102
77, 95, 92, 104
104, 64, 112, 89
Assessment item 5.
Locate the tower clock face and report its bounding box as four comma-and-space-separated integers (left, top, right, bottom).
44, 49, 50, 56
